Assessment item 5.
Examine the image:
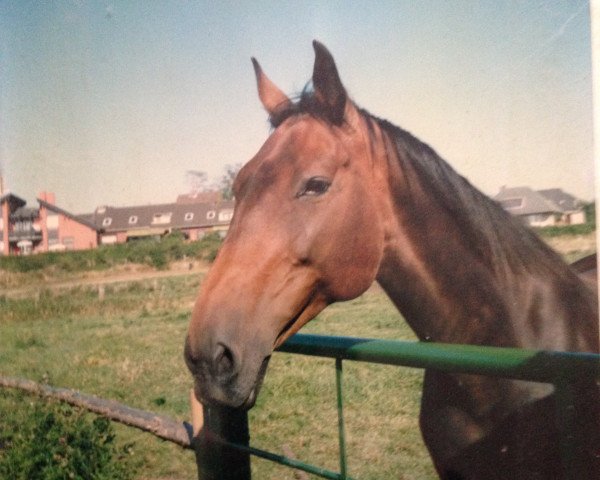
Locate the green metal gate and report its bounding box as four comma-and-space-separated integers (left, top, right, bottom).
196, 333, 600, 480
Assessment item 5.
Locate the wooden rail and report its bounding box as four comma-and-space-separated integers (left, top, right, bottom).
0, 375, 193, 448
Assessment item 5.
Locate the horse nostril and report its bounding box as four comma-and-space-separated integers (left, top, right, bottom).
213, 343, 236, 378
184, 337, 200, 373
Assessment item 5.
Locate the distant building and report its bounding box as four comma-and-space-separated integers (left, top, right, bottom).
494, 186, 587, 227
0, 190, 235, 256
38, 192, 99, 252
0, 192, 98, 255
91, 199, 234, 245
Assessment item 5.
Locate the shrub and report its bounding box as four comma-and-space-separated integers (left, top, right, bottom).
0, 233, 224, 274
196, 232, 223, 262
535, 223, 596, 238
0, 397, 133, 480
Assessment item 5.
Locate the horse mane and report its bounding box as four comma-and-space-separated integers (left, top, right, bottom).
269, 90, 576, 279
374, 116, 568, 275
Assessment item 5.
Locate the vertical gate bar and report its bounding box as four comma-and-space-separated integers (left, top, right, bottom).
553, 378, 587, 480
335, 357, 348, 479
554, 379, 576, 480
193, 404, 251, 480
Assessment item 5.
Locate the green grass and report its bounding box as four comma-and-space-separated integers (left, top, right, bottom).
0, 277, 435, 479
535, 223, 596, 237
1, 229, 594, 479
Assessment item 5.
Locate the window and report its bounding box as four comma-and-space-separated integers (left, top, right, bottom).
218, 209, 234, 222
47, 215, 59, 229
184, 212, 194, 221
499, 198, 523, 209
14, 220, 32, 231
128, 215, 138, 225
152, 212, 172, 225
102, 217, 112, 227
206, 210, 216, 220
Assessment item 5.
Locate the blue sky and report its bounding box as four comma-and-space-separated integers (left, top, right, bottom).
0, 1, 594, 212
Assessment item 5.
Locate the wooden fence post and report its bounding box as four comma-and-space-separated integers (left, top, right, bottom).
190, 390, 251, 480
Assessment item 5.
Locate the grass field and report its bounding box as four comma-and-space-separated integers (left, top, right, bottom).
0, 274, 435, 479
0, 230, 595, 479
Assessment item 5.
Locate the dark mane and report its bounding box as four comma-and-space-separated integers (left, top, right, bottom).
271, 89, 573, 278
374, 115, 572, 277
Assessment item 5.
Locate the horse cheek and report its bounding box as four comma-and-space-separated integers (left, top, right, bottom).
322, 198, 383, 301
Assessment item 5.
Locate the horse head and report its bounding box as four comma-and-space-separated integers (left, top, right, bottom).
185, 41, 389, 409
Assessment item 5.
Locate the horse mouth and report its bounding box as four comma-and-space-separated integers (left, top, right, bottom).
192, 355, 271, 411
275, 289, 318, 347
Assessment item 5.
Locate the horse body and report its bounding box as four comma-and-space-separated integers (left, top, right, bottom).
185, 42, 599, 478
373, 120, 599, 478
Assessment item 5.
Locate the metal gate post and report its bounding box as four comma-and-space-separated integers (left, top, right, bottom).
553, 377, 597, 480
191, 399, 251, 480
335, 358, 348, 479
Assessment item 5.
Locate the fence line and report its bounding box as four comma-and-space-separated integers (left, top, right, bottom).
3, 333, 599, 479
0, 375, 193, 448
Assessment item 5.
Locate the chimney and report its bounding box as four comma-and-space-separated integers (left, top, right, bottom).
39, 191, 56, 204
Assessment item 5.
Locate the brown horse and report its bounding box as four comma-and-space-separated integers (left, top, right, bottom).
185, 42, 599, 479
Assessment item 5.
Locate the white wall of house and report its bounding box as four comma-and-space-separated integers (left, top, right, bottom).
567, 211, 586, 225
524, 213, 556, 227
101, 235, 118, 245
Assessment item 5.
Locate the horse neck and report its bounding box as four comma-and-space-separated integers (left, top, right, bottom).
369, 122, 597, 349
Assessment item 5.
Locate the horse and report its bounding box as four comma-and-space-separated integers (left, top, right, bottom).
185, 41, 599, 479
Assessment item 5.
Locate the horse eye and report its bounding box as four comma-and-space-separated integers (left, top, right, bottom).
298, 177, 331, 197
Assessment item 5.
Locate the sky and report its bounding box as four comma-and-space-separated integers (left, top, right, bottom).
0, 1, 595, 213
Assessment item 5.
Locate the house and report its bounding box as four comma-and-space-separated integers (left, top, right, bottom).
0, 188, 236, 255
91, 200, 235, 245
38, 192, 99, 252
536, 188, 587, 225
0, 191, 98, 255
1, 192, 34, 255
494, 186, 587, 227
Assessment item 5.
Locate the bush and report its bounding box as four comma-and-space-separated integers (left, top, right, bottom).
535, 223, 596, 238
0, 232, 224, 274
0, 396, 133, 480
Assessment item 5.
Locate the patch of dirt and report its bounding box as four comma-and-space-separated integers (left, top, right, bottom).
544, 232, 596, 256
1, 262, 209, 299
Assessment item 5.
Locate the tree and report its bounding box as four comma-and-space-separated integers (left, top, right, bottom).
219, 163, 242, 200
185, 170, 210, 194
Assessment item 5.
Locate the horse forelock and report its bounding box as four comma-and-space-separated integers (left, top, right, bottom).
268, 87, 348, 129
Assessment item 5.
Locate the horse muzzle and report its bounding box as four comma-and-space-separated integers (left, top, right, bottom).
184, 335, 271, 410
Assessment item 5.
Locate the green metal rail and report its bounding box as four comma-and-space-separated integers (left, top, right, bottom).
278, 334, 600, 383
202, 334, 600, 480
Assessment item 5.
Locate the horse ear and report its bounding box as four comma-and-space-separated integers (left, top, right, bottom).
312, 41, 358, 125
252, 58, 292, 117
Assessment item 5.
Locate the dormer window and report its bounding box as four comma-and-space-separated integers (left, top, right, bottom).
218, 209, 233, 222
207, 211, 216, 220
152, 212, 172, 225
128, 215, 138, 225
184, 212, 194, 221
102, 217, 112, 227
